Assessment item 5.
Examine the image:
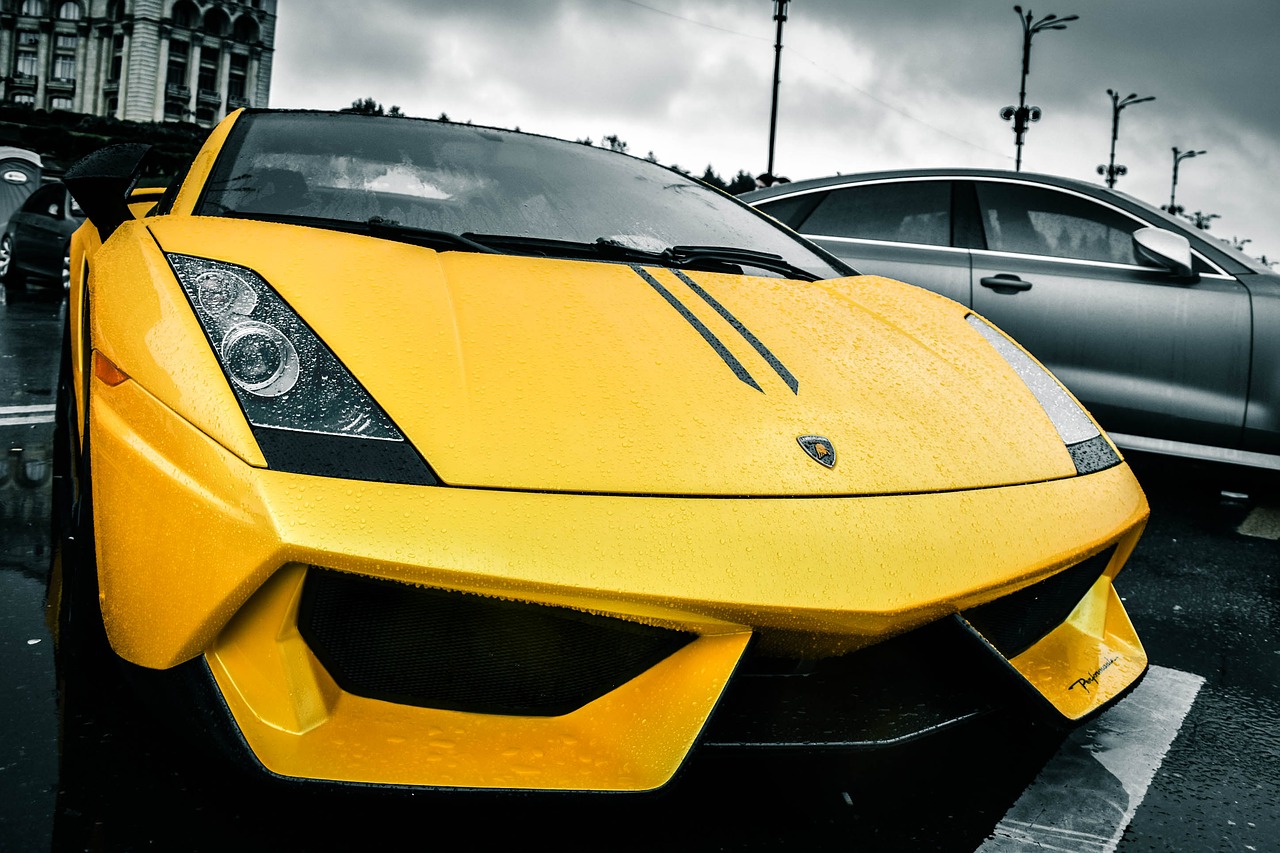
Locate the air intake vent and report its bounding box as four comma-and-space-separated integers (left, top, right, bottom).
962, 547, 1115, 659
298, 569, 696, 717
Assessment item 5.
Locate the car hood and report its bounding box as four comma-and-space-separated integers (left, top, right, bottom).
149, 218, 1080, 496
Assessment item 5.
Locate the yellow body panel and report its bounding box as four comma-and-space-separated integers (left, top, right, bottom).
89, 368, 1146, 668
137, 216, 1081, 496
207, 565, 752, 791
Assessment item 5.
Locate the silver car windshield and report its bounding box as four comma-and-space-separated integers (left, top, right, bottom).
198, 111, 845, 279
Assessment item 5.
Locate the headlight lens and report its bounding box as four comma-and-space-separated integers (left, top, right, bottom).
966, 314, 1119, 476
169, 254, 436, 484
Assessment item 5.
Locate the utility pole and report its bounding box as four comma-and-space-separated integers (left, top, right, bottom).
1097, 89, 1155, 188
766, 0, 790, 179
1001, 6, 1076, 171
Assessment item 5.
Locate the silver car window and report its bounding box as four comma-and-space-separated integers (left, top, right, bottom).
801, 181, 950, 247
975, 182, 1139, 265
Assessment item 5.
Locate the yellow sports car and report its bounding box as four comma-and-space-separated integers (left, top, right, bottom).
51, 109, 1149, 793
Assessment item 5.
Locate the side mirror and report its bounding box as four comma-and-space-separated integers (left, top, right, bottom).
1133, 227, 1196, 280
63, 143, 152, 241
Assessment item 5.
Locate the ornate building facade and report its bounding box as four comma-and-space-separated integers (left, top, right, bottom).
0, 0, 275, 126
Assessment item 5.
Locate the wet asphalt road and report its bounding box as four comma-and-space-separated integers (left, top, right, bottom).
1, 286, 1277, 852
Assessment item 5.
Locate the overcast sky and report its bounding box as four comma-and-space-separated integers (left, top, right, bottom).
270, 0, 1280, 264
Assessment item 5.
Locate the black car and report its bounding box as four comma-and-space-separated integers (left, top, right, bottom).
1, 180, 83, 293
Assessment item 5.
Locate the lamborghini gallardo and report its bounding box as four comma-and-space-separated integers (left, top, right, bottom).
51, 109, 1150, 792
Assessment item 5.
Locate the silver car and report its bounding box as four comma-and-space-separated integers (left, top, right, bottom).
743, 169, 1280, 471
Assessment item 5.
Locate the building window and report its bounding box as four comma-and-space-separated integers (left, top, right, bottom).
49, 95, 73, 110
167, 39, 189, 88
108, 33, 124, 83
198, 46, 220, 93
170, 0, 197, 28
53, 35, 77, 79
20, 0, 45, 15
203, 7, 230, 37
232, 14, 260, 45
15, 44, 38, 78
228, 52, 247, 102
54, 53, 76, 79
106, 0, 125, 21
12, 93, 35, 106
105, 94, 118, 115
56, 1, 81, 19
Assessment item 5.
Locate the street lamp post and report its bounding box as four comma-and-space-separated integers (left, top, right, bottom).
1001, 6, 1077, 171
766, 0, 790, 179
1097, 89, 1155, 188
1168, 146, 1206, 213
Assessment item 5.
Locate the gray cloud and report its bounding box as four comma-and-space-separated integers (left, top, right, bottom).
269, 0, 1280, 259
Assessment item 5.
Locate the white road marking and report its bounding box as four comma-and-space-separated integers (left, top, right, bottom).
0, 413, 54, 426
976, 666, 1205, 853
0, 404, 55, 426
1238, 506, 1280, 541
0, 404, 55, 414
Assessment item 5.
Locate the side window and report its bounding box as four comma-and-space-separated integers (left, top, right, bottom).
975, 182, 1140, 265
799, 181, 951, 247
755, 191, 826, 229
21, 184, 63, 217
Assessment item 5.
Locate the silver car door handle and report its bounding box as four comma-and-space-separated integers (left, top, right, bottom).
980, 274, 1033, 294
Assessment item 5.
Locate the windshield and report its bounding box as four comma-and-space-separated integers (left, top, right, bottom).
197, 111, 845, 279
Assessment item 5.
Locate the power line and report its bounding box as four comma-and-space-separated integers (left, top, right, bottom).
612, 0, 769, 41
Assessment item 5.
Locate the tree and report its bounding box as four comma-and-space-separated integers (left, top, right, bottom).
726, 170, 757, 195
343, 97, 385, 116
603, 134, 628, 154
699, 165, 728, 191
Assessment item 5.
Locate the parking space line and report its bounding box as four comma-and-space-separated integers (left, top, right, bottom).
0, 404, 56, 415
1238, 506, 1280, 541
0, 414, 55, 426
976, 666, 1204, 853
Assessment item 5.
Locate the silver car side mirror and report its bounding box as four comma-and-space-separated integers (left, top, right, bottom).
1133, 227, 1195, 279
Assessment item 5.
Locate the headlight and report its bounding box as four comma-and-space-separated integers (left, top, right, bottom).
169, 254, 437, 485
966, 314, 1119, 476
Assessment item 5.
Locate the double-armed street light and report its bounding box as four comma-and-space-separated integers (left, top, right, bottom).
1097, 89, 1155, 188
1168, 146, 1206, 214
1002, 6, 1077, 171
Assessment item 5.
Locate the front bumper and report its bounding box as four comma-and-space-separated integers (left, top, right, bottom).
89, 371, 1149, 791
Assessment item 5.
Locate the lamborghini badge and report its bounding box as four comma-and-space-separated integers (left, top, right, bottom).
797, 435, 836, 468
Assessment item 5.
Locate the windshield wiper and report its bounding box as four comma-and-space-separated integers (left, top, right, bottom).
364, 217, 499, 254
221, 211, 499, 254
461, 234, 821, 281
662, 244, 820, 282
220, 213, 817, 279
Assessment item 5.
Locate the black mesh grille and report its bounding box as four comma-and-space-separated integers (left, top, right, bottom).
297, 569, 696, 717
700, 617, 1014, 748
962, 547, 1115, 659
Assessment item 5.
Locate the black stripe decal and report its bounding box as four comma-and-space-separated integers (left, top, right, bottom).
671, 269, 799, 394
630, 265, 762, 392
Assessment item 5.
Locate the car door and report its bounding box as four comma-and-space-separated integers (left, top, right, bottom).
964, 178, 1251, 449
12, 183, 66, 277
759, 179, 973, 306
